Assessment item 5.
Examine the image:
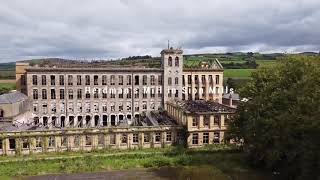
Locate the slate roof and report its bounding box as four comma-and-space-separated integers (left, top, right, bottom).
169, 100, 236, 114
0, 91, 28, 104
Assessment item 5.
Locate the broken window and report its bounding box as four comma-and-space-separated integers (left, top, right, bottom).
42, 104, 48, 114
42, 89, 47, 99
85, 136, 92, 146
93, 103, 99, 113
133, 133, 139, 143
32, 75, 37, 85
48, 136, 55, 148
33, 104, 38, 113
94, 75, 98, 85
94, 88, 99, 98
68, 89, 73, 99
33, 89, 38, 100
110, 75, 115, 85
215, 75, 220, 85
102, 103, 107, 112
175, 77, 178, 85
60, 89, 65, 99
213, 132, 220, 144
150, 102, 155, 110
41, 75, 46, 85
118, 88, 123, 98
77, 75, 82, 85
85, 75, 90, 85
110, 102, 115, 112
144, 133, 150, 143
126, 102, 131, 111
102, 75, 107, 85
168, 56, 172, 66
142, 75, 147, 85
50, 75, 55, 85
51, 103, 57, 113
142, 101, 147, 110
77, 102, 82, 113
77, 89, 82, 99
68, 102, 74, 113
134, 88, 139, 98
134, 102, 139, 112
166, 132, 172, 142
134, 75, 139, 85
60, 102, 65, 113
36, 137, 42, 148
168, 77, 172, 85
192, 133, 198, 145
158, 75, 162, 85
155, 133, 161, 142
192, 117, 198, 127
119, 103, 123, 112
203, 133, 209, 144
8, 139, 15, 150
126, 75, 131, 85
126, 88, 132, 98
150, 75, 155, 85
85, 103, 91, 113
59, 75, 64, 86
51, 89, 56, 99
68, 75, 73, 85
175, 56, 179, 66
22, 138, 29, 149
119, 75, 123, 85
121, 134, 127, 144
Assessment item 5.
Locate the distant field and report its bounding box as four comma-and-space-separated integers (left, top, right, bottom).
224, 69, 255, 78
256, 60, 277, 67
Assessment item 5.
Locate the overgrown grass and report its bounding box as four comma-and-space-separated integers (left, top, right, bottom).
0, 145, 272, 179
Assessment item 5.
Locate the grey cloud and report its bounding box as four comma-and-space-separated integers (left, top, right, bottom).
0, 0, 320, 63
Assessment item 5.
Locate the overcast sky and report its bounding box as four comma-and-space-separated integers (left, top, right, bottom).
0, 0, 320, 62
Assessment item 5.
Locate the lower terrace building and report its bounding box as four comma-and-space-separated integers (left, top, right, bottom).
0, 47, 236, 155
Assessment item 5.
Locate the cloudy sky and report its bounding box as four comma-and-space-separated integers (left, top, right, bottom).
0, 0, 320, 62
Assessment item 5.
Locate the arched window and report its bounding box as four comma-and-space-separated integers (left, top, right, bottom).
175, 57, 179, 67
168, 77, 172, 85
175, 77, 179, 85
168, 56, 172, 66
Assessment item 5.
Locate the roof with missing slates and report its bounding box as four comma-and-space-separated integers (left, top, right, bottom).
0, 91, 28, 104
168, 100, 236, 114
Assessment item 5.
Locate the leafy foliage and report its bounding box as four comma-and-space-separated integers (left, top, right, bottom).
227, 55, 320, 179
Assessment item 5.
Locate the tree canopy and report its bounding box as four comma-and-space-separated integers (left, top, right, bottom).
227, 55, 320, 179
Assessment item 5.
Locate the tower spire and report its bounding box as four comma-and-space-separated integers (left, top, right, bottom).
167, 40, 170, 49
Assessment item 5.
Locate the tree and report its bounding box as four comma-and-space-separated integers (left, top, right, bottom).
227, 55, 320, 179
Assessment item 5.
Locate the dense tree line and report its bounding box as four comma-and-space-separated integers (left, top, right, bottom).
227, 56, 320, 179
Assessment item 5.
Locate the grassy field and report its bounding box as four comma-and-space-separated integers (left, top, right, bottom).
224, 69, 255, 78
0, 145, 272, 180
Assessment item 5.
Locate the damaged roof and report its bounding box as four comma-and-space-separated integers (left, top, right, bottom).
169, 100, 236, 114
0, 91, 28, 104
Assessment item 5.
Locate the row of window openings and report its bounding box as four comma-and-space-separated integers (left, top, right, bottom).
32, 75, 163, 86
0, 132, 177, 150
32, 88, 162, 100
183, 75, 220, 85
33, 114, 132, 127
167, 56, 180, 67
192, 132, 220, 145
192, 116, 225, 127
33, 101, 159, 114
